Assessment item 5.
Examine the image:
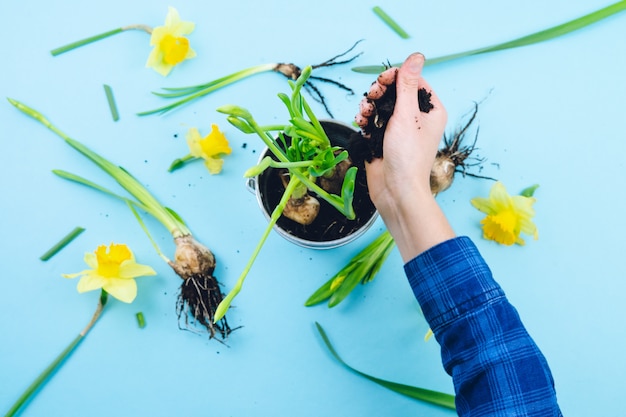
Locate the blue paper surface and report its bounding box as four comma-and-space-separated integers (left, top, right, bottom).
1, 1, 625, 416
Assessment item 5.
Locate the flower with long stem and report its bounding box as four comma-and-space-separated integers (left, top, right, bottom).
5, 242, 153, 417
51, 7, 195, 76
8, 98, 232, 340
168, 124, 232, 173
471, 182, 539, 246
138, 40, 364, 117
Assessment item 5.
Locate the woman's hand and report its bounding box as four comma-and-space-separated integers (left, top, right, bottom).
361, 53, 454, 261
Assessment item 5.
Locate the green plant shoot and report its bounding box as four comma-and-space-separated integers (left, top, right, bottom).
213, 66, 358, 322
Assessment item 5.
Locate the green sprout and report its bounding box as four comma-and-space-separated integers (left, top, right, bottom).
137, 41, 363, 118
8, 98, 233, 341
212, 66, 359, 322
354, 1, 626, 73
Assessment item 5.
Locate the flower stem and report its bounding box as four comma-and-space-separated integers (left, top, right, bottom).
168, 154, 196, 172
50, 24, 152, 56
4, 291, 108, 417
213, 177, 301, 322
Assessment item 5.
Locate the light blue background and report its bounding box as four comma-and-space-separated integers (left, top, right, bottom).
1, 1, 625, 416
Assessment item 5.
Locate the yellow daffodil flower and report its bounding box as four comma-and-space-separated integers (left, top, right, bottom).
470, 182, 539, 246
63, 243, 156, 303
186, 124, 232, 174
146, 7, 196, 76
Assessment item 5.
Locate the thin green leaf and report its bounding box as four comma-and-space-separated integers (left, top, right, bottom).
315, 322, 456, 410
353, 1, 626, 73
372, 6, 410, 39
39, 226, 85, 261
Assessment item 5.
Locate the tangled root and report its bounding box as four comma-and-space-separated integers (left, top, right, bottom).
176, 273, 233, 342
273, 40, 364, 118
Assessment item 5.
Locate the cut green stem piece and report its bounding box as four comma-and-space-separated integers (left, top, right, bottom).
136, 312, 146, 328
4, 290, 108, 417
372, 6, 410, 39
315, 322, 456, 410
103, 84, 119, 122
353, 0, 626, 73
50, 24, 152, 56
40, 226, 85, 261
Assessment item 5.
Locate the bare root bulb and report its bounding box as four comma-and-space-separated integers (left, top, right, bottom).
169, 235, 233, 340
430, 157, 456, 194
272, 40, 364, 118
283, 194, 321, 225
317, 158, 353, 195
430, 102, 497, 193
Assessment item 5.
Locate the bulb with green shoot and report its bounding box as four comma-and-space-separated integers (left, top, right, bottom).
212, 66, 361, 322
8, 98, 233, 341
138, 40, 363, 118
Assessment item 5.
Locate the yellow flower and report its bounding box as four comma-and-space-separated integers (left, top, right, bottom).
187, 124, 232, 174
146, 7, 196, 76
470, 182, 539, 246
63, 243, 156, 303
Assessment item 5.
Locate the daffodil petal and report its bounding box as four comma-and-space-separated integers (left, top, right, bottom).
186, 127, 203, 157
470, 197, 496, 215
84, 252, 98, 269
204, 157, 224, 174
62, 270, 90, 279
103, 277, 138, 303
118, 261, 157, 279
76, 272, 106, 293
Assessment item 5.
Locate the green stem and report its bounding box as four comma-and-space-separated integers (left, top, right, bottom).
213, 177, 301, 322
168, 154, 197, 172
50, 25, 152, 57
4, 291, 108, 417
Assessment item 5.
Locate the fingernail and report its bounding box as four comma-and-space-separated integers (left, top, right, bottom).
409, 53, 425, 73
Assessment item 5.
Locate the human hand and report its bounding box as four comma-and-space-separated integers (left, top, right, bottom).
358, 53, 454, 260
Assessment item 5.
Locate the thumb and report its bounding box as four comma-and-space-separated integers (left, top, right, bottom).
394, 53, 425, 116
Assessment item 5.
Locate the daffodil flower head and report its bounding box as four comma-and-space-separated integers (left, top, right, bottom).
146, 7, 196, 76
186, 124, 232, 174
470, 181, 539, 246
63, 243, 156, 303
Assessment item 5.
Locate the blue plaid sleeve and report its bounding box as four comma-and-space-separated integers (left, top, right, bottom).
404, 236, 561, 416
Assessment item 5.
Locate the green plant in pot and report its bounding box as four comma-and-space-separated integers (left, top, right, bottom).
214, 66, 377, 321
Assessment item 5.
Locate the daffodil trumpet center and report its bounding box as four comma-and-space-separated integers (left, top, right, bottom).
159, 34, 190, 65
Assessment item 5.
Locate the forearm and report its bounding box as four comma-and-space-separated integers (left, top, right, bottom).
381, 190, 455, 262
405, 237, 561, 416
